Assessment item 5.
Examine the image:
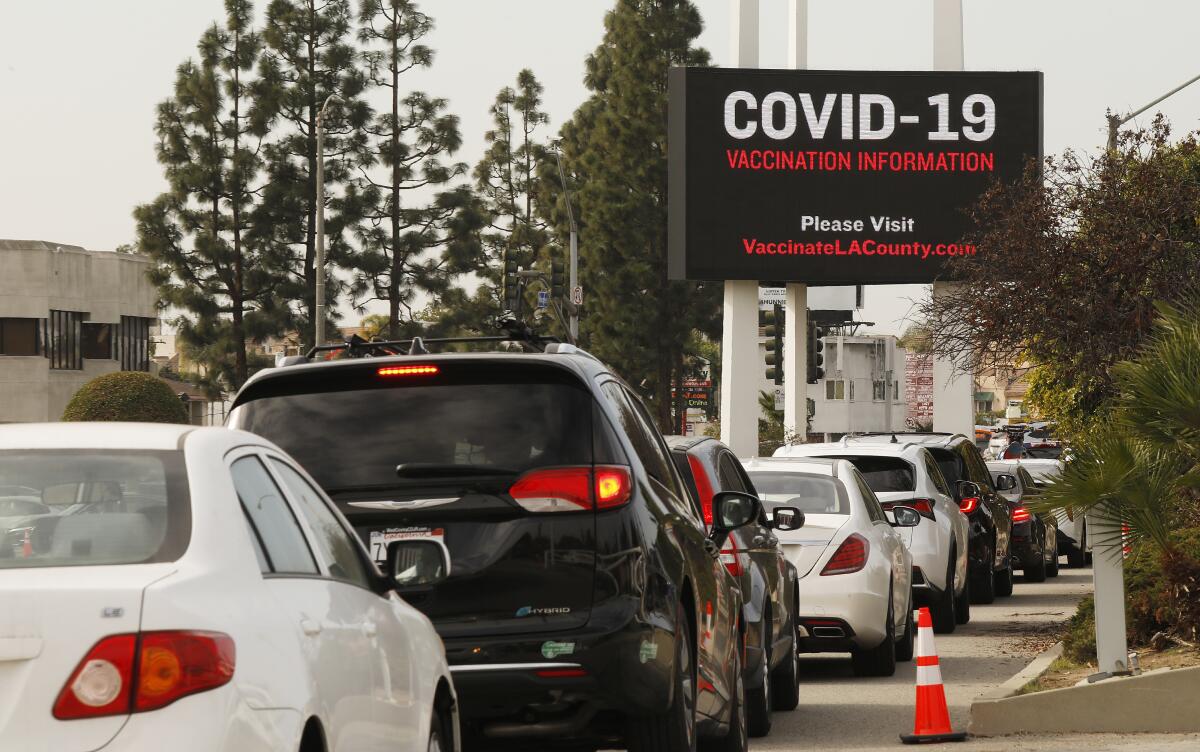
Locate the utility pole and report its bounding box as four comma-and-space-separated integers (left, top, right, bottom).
314, 94, 340, 347
554, 151, 579, 341
1107, 72, 1200, 150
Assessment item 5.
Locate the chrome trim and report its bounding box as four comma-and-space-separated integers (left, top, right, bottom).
348, 498, 459, 510
450, 662, 583, 673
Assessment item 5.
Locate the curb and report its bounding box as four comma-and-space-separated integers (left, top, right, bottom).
976, 640, 1063, 702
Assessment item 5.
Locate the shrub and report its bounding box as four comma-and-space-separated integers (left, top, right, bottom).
1063, 595, 1097, 664
62, 371, 190, 424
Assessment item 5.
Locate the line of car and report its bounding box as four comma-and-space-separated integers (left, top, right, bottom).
0, 339, 1076, 752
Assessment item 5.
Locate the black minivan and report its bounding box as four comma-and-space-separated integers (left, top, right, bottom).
229, 341, 774, 751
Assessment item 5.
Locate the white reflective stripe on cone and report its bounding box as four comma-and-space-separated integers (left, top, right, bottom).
916, 664, 943, 686
917, 627, 935, 657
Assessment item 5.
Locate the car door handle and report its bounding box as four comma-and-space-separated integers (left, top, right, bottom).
300, 619, 322, 636
362, 622, 377, 638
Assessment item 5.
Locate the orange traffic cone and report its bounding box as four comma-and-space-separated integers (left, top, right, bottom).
900, 607, 967, 744
21, 530, 33, 558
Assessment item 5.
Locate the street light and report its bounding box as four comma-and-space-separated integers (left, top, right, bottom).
315, 93, 341, 347
1107, 72, 1200, 149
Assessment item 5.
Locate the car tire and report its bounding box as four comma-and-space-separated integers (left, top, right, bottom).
851, 592, 897, 677
427, 709, 446, 752
769, 607, 800, 712
931, 556, 957, 634
1047, 534, 1060, 578
701, 633, 748, 752
995, 557, 1015, 597
971, 542, 996, 605
627, 604, 697, 752
954, 559, 971, 624
1025, 533, 1048, 583
895, 593, 916, 662
745, 618, 772, 738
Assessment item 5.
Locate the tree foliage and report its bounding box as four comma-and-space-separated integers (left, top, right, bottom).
921, 119, 1200, 434
554, 0, 720, 430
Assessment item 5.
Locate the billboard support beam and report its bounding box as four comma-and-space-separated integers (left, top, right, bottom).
719, 0, 761, 456
782, 0, 808, 443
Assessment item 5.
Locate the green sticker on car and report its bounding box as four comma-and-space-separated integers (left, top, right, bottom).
541, 641, 576, 659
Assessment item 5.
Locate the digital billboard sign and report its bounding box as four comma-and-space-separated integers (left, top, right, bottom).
668, 68, 1043, 284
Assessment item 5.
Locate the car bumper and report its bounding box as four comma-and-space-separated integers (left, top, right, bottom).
100, 688, 303, 751
785, 555, 888, 652
1011, 522, 1042, 567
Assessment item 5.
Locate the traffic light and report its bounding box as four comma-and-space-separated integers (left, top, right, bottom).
761, 303, 784, 384
502, 253, 520, 312
806, 320, 825, 384
551, 258, 566, 299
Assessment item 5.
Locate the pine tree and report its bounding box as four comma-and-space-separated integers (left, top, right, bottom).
135, 0, 286, 390
257, 0, 372, 347
351, 0, 473, 339
554, 0, 720, 430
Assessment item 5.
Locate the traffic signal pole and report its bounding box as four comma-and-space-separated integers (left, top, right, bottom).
719, 0, 762, 456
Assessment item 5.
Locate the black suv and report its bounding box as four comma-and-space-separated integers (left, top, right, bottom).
229, 340, 760, 751
852, 433, 1014, 604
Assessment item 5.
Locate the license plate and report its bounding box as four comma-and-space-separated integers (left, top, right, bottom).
369, 527, 445, 563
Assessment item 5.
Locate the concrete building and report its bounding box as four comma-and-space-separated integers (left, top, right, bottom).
0, 240, 158, 422
808, 334, 908, 439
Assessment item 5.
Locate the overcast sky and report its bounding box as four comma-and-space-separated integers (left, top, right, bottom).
4, 0, 1200, 334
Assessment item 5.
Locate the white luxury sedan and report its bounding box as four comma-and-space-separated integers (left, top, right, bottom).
0, 423, 458, 752
741, 457, 917, 677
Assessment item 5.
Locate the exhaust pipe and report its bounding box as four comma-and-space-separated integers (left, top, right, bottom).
811, 626, 846, 638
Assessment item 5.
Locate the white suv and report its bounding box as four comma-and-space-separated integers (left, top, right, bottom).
774, 441, 970, 633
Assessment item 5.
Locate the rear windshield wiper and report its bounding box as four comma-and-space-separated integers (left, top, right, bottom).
395, 463, 520, 479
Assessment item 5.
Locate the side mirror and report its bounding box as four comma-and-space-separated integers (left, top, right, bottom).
771, 506, 805, 532
956, 480, 981, 500
386, 540, 450, 589
709, 491, 762, 545
889, 506, 922, 528
994, 474, 1017, 492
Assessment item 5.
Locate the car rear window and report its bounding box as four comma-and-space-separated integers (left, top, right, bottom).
819, 455, 914, 492
233, 364, 608, 491
0, 450, 189, 569
745, 471, 848, 515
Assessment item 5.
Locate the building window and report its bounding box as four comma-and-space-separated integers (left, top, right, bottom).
0, 318, 40, 356
119, 316, 152, 371
825, 380, 846, 400
82, 323, 115, 360
47, 310, 84, 370
872, 380, 887, 401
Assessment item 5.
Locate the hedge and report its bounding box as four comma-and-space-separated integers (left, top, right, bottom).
62, 371, 190, 424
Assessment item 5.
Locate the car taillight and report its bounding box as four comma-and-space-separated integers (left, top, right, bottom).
880, 498, 936, 520
720, 536, 743, 577
54, 631, 234, 720
687, 454, 715, 527
377, 364, 439, 377
821, 534, 869, 576
1011, 506, 1031, 524
959, 496, 980, 514
535, 667, 588, 678
509, 466, 632, 513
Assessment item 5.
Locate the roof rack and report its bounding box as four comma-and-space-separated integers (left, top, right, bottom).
303, 320, 561, 361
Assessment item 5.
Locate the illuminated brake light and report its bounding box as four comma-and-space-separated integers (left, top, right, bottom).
959, 496, 980, 515
687, 455, 715, 527
1011, 506, 1031, 524
509, 466, 632, 513
54, 632, 234, 720
821, 533, 869, 576
377, 364, 439, 377
720, 536, 743, 577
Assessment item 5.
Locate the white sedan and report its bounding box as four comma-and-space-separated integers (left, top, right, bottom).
742, 457, 917, 677
0, 423, 458, 752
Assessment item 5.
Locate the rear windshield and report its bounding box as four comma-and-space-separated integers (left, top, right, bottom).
0, 450, 190, 569
820, 456, 914, 492
233, 366, 603, 491
1023, 464, 1062, 484
746, 471, 848, 515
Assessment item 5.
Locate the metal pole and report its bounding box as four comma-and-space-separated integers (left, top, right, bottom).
314, 94, 339, 347
554, 151, 579, 341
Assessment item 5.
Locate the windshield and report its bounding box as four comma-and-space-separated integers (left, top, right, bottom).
233, 371, 599, 491
0, 450, 189, 569
1023, 464, 1062, 484
822, 456, 914, 492
746, 471, 847, 515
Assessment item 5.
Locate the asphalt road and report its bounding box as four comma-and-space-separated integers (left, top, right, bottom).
752, 564, 1109, 751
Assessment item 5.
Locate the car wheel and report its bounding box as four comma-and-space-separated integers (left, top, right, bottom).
931, 555, 956, 634
627, 604, 696, 752
995, 557, 1015, 597
769, 597, 800, 712
1047, 534, 1061, 578
971, 542, 996, 604
745, 618, 772, 738
895, 592, 915, 662
427, 709, 446, 752
1025, 533, 1048, 583
954, 564, 971, 624
851, 591, 897, 677
701, 632, 748, 752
